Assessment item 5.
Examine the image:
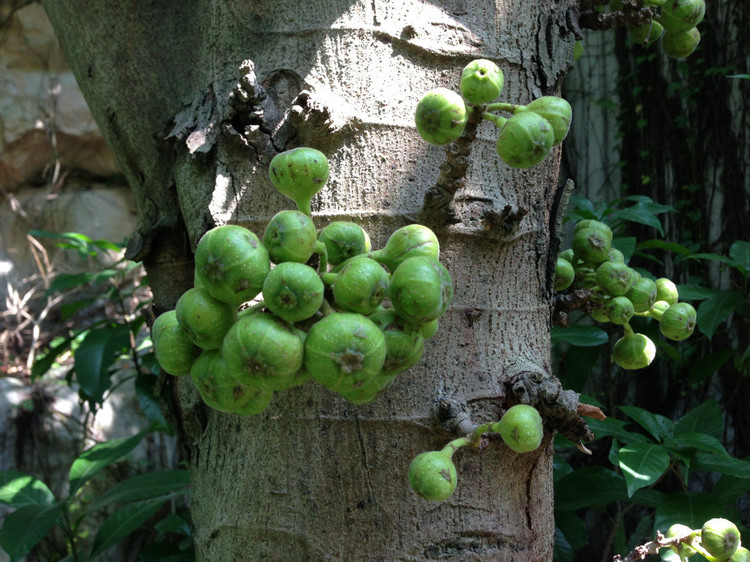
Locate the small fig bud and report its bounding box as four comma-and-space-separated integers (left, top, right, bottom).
269, 147, 329, 215
608, 247, 626, 263
263, 210, 318, 264
574, 219, 613, 242
605, 296, 635, 325
318, 221, 371, 266
558, 248, 575, 263
662, 27, 701, 59
701, 518, 741, 560
554, 257, 575, 292
612, 333, 656, 370
491, 404, 544, 453
629, 20, 664, 45
175, 287, 237, 350
525, 96, 572, 146
590, 304, 611, 324
262, 262, 325, 323
408, 451, 458, 501
420, 318, 439, 339
460, 59, 504, 104
596, 261, 638, 296
659, 0, 705, 32
496, 111, 555, 168
655, 278, 679, 305
625, 277, 658, 313
665, 523, 697, 558
369, 309, 425, 374
415, 88, 468, 146
659, 302, 697, 341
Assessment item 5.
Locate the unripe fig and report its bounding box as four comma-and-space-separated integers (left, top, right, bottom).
608, 247, 626, 263
190, 350, 273, 415
572, 227, 612, 265
730, 547, 750, 562
626, 277, 658, 313
491, 404, 544, 453
304, 312, 386, 392
655, 278, 679, 305
420, 318, 439, 339
318, 221, 371, 266
590, 304, 611, 324
596, 261, 638, 296
554, 257, 575, 292
332, 257, 389, 315
496, 111, 555, 168
408, 451, 458, 501
339, 371, 397, 405
369, 309, 425, 374
648, 299, 671, 321
701, 518, 741, 560
612, 333, 656, 370
666, 523, 697, 558
662, 27, 701, 59
574, 219, 613, 242
415, 88, 468, 146
387, 256, 453, 325
460, 59, 504, 104
152, 310, 201, 375
369, 224, 440, 273
558, 248, 575, 263
263, 210, 318, 264
606, 296, 635, 325
659, 0, 705, 32
194, 224, 271, 307
659, 302, 697, 341
175, 287, 237, 350
222, 313, 305, 390
525, 96, 572, 146
262, 262, 324, 323
269, 147, 329, 215
629, 20, 664, 45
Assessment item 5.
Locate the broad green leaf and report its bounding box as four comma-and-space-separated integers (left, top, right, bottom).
683, 252, 734, 265
587, 417, 650, 444
612, 237, 637, 262
712, 471, 750, 503
0, 471, 55, 507
697, 291, 744, 339
553, 456, 573, 482
44, 269, 119, 297
90, 497, 168, 558
551, 325, 609, 347
728, 74, 750, 79
0, 503, 63, 562
31, 335, 76, 380
631, 487, 664, 508
74, 325, 132, 405
91, 470, 190, 509
69, 432, 146, 497
555, 510, 588, 549
654, 492, 731, 533
688, 349, 735, 384
153, 513, 192, 537
553, 528, 574, 562
138, 541, 195, 562
676, 284, 717, 301
618, 442, 671, 497
729, 240, 750, 273
611, 202, 671, 235
135, 373, 172, 434
662, 433, 728, 456
692, 451, 750, 478
555, 467, 628, 510
636, 239, 693, 256
619, 406, 673, 442
674, 399, 722, 440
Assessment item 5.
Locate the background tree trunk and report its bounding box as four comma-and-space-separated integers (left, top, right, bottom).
42, 1, 579, 559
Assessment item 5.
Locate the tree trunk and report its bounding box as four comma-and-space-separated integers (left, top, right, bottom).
42, 1, 581, 559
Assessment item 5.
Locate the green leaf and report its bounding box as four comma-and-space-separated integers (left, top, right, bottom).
91, 470, 190, 509
728, 74, 750, 79
555, 510, 588, 549
676, 284, 718, 301
682, 252, 735, 265
712, 471, 750, 503
619, 406, 673, 442
553, 527, 574, 562
697, 291, 744, 339
90, 497, 167, 558
551, 325, 609, 347
611, 201, 673, 235
69, 432, 146, 497
654, 492, 731, 533
555, 466, 628, 510
618, 442, 671, 497
135, 373, 172, 434
587, 417, 650, 444
74, 325, 132, 405
636, 239, 693, 256
0, 471, 55, 508
662, 433, 728, 456
153, 513, 192, 537
31, 335, 76, 380
728, 240, 750, 273
688, 349, 735, 384
612, 237, 637, 262
674, 399, 722, 440
44, 269, 119, 297
0, 503, 63, 562
692, 451, 750, 478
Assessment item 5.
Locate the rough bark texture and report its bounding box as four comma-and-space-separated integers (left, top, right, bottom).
42, 1, 577, 559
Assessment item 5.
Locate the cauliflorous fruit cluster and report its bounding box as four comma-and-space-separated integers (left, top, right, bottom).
663, 518, 747, 561
409, 404, 544, 501
415, 59, 572, 169
555, 219, 697, 370
622, 0, 705, 58
152, 147, 454, 414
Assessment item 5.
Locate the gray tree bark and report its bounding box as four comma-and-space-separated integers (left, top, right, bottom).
42, 1, 585, 559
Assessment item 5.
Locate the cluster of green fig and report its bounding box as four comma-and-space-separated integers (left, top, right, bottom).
619, 0, 705, 58
414, 59, 572, 169
664, 518, 748, 561
151, 147, 454, 414
409, 404, 544, 501
554, 219, 697, 370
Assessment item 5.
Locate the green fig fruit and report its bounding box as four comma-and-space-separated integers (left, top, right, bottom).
269, 147, 329, 215
152, 310, 201, 376
595, 261, 638, 296
369, 309, 425, 374
701, 518, 741, 560
572, 227, 612, 265
496, 111, 555, 168
629, 20, 665, 45
606, 296, 635, 325
369, 224, 440, 273
665, 523, 698, 558
554, 257, 575, 292
262, 262, 325, 323
525, 96, 572, 146
387, 256, 453, 325
662, 27, 701, 58
659, 302, 697, 341
415, 88, 468, 146
332, 257, 390, 315
625, 277, 658, 313
659, 0, 705, 32
460, 59, 504, 104
175, 287, 237, 350
491, 404, 544, 453
612, 333, 656, 370
263, 210, 318, 264
318, 221, 372, 266
408, 451, 458, 501
729, 546, 750, 562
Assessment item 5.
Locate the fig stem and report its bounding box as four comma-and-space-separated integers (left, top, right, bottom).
623, 322, 635, 337
480, 112, 507, 129
320, 299, 335, 317
296, 198, 313, 217
484, 102, 527, 114
439, 421, 495, 458
314, 240, 329, 273
320, 272, 337, 285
